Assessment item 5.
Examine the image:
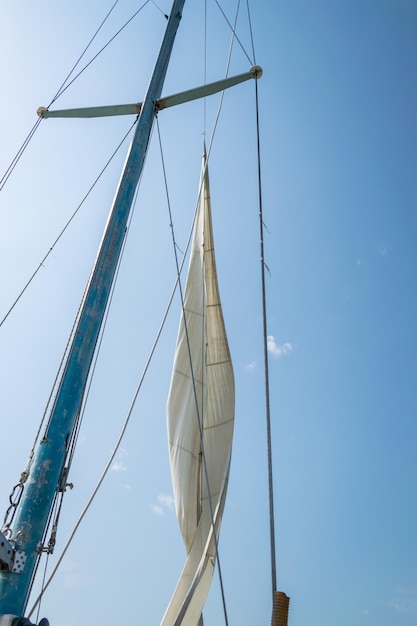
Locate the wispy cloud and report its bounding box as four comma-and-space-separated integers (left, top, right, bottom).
111, 447, 128, 472
158, 493, 175, 509
151, 493, 175, 516
245, 360, 257, 371
388, 587, 417, 616
111, 461, 127, 471
389, 599, 417, 615
267, 336, 293, 358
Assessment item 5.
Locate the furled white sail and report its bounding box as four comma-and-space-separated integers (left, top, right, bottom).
162, 152, 235, 626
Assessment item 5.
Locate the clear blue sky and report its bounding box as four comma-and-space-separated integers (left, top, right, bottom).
0, 2, 416, 625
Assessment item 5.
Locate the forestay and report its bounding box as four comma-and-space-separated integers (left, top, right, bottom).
163, 152, 235, 625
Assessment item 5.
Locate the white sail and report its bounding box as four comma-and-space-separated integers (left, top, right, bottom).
162, 153, 235, 625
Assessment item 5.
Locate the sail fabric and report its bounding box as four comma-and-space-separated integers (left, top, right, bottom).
162, 154, 235, 626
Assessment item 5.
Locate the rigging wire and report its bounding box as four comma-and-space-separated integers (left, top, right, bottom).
202, 0, 243, 163
34, 549, 50, 625
214, 0, 254, 66
49, 0, 122, 106
0, 118, 137, 331
50, 0, 152, 104
256, 74, 278, 600
0, 0, 150, 192
201, 0, 254, 164
193, 0, 253, 620
245, 0, 257, 64
150, 0, 169, 19
0, 119, 42, 192
204, 0, 207, 130
212, 0, 279, 609
0, 1, 119, 192
200, 0, 279, 618
249, 14, 279, 616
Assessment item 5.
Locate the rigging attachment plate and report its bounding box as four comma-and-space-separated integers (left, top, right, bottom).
11, 552, 26, 574
0, 532, 13, 571
0, 533, 26, 575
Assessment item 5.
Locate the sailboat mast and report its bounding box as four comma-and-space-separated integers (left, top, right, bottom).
0, 0, 185, 617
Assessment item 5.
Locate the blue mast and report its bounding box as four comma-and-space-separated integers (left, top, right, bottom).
0, 0, 185, 617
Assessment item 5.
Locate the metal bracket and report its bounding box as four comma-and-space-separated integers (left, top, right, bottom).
0, 531, 14, 571
0, 531, 26, 574
11, 551, 27, 574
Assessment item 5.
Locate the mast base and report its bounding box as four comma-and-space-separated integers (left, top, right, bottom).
0, 616, 49, 626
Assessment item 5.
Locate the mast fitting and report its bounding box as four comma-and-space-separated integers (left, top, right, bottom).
0, 532, 26, 575
250, 65, 263, 79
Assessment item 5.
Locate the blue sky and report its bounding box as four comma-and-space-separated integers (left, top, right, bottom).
0, 1, 416, 625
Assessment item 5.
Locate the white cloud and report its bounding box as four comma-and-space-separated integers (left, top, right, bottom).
267, 336, 293, 358
151, 493, 175, 516
389, 600, 417, 615
111, 448, 128, 472
245, 360, 257, 371
388, 587, 417, 616
111, 461, 127, 472
158, 493, 175, 509
151, 504, 164, 516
